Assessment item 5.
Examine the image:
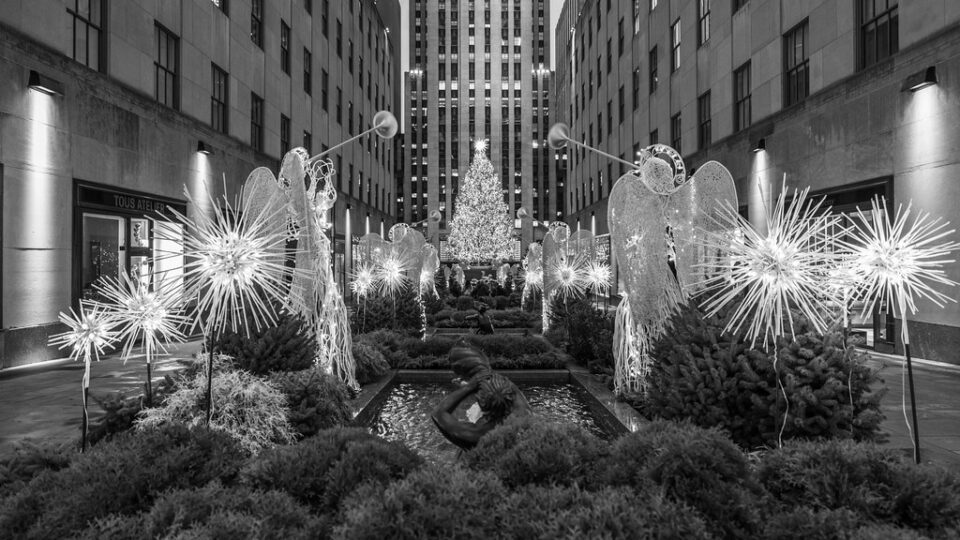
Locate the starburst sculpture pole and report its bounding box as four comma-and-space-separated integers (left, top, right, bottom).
845, 198, 960, 464
49, 303, 118, 452
696, 184, 842, 446
92, 273, 188, 406
160, 184, 293, 424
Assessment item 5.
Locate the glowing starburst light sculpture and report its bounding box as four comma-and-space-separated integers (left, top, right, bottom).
93, 273, 187, 405
165, 186, 293, 338
844, 197, 960, 464
377, 252, 411, 297
697, 186, 841, 346
350, 263, 378, 298
49, 303, 118, 452
550, 253, 589, 301
585, 260, 612, 296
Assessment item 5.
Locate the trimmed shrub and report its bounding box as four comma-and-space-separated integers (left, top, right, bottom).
464, 416, 607, 488
140, 482, 326, 539
269, 368, 353, 438
598, 421, 763, 539
645, 303, 886, 449
758, 440, 960, 535
456, 295, 476, 311
0, 441, 73, 498
761, 508, 863, 540
0, 425, 246, 539
353, 288, 422, 333
334, 465, 505, 539
351, 341, 391, 384
217, 314, 316, 374
500, 484, 712, 540
241, 427, 421, 512
137, 361, 296, 454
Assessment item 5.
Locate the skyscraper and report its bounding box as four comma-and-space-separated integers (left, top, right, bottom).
403, 0, 558, 260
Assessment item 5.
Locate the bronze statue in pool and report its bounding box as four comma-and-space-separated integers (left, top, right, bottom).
431, 343, 531, 450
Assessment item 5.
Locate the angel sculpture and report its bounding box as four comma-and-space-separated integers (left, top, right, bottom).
541, 222, 571, 331
607, 144, 738, 394
242, 148, 358, 390
521, 242, 543, 311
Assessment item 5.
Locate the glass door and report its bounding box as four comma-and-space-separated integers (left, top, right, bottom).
80, 213, 126, 301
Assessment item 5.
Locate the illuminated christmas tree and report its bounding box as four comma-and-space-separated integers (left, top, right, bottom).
447, 141, 515, 264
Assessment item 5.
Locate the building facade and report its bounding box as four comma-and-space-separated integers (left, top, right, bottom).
403, 0, 558, 260
554, 0, 960, 364
0, 0, 401, 369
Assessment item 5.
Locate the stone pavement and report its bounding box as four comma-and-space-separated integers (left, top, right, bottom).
0, 340, 203, 454
1, 344, 958, 472
865, 353, 960, 470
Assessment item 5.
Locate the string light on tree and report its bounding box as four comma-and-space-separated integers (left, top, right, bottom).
446, 140, 515, 264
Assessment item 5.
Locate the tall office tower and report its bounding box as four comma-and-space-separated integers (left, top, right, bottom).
404, 0, 556, 260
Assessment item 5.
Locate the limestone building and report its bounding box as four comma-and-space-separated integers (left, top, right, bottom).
0, 0, 401, 369
554, 0, 960, 364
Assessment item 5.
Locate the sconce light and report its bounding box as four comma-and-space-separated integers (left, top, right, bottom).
197, 141, 213, 155
752, 137, 766, 153
28, 69, 64, 96
902, 66, 938, 92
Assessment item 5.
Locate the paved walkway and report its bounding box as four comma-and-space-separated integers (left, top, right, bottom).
1, 345, 958, 471
0, 340, 203, 454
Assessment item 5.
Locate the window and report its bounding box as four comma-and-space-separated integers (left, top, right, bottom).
321, 0, 328, 36
303, 48, 311, 94
697, 92, 711, 149
670, 113, 681, 153
336, 19, 342, 57
321, 69, 328, 110
698, 0, 710, 46
336, 87, 342, 124
155, 24, 179, 109
633, 0, 640, 35
211, 63, 227, 133
618, 18, 625, 56
606, 39, 612, 73
859, 0, 898, 69
280, 22, 290, 73
671, 20, 681, 72
250, 0, 263, 48
649, 129, 658, 145
280, 115, 290, 155
618, 85, 625, 124
733, 0, 748, 13
648, 47, 658, 93
210, 0, 228, 14
68, 0, 105, 71
650, 0, 658, 9
304, 0, 311, 15
303, 131, 312, 154
783, 20, 809, 107
348, 40, 354, 73
733, 61, 751, 131
250, 93, 263, 151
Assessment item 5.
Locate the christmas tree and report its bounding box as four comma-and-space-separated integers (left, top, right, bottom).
447, 141, 515, 264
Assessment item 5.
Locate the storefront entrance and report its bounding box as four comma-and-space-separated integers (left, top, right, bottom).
73, 181, 187, 307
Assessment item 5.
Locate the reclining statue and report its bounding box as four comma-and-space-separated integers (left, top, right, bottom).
431, 343, 531, 450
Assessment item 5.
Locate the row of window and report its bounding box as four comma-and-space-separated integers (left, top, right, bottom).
568, 0, 898, 179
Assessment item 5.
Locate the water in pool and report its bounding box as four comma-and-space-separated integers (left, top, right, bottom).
368, 381, 615, 463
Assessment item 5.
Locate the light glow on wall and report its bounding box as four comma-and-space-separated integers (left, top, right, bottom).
749, 147, 771, 236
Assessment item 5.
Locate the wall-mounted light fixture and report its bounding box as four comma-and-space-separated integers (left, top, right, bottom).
902, 66, 938, 92
28, 69, 64, 96
197, 140, 213, 154
752, 137, 766, 153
